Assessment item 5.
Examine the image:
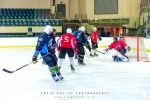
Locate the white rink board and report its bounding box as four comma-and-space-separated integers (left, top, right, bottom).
0, 37, 150, 51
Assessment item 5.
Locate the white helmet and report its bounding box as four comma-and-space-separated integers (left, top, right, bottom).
80, 26, 85, 32
78, 27, 81, 31
93, 27, 97, 31
66, 28, 72, 33
44, 25, 53, 33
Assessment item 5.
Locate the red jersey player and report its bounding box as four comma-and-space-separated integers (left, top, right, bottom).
57, 28, 77, 72
90, 27, 102, 56
103, 37, 130, 62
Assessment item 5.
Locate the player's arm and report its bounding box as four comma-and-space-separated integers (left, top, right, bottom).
108, 43, 114, 50
103, 43, 114, 53
71, 36, 77, 51
98, 33, 102, 41
34, 37, 45, 57
56, 37, 62, 51
32, 36, 44, 64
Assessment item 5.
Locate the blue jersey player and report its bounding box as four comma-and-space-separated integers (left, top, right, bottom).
75, 26, 87, 65
32, 25, 63, 82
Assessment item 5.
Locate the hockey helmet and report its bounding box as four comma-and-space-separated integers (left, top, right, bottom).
78, 27, 81, 31
80, 26, 85, 32
66, 28, 72, 33
44, 25, 53, 34
113, 37, 118, 43
93, 27, 97, 31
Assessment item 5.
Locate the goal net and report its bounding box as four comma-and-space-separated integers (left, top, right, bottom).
123, 36, 149, 61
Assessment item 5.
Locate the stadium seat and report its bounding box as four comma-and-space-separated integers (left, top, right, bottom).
23, 22, 27, 26
18, 20, 23, 25
14, 22, 19, 26
2, 21, 6, 26
27, 15, 30, 19
10, 20, 14, 26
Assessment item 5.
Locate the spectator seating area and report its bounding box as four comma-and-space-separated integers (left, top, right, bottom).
0, 8, 61, 26
0, 19, 60, 26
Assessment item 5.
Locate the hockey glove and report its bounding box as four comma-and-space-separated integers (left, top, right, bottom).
32, 55, 38, 64
50, 46, 55, 49
125, 46, 130, 51
99, 37, 102, 41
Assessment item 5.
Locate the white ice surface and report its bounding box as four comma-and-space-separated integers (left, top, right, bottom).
0, 48, 150, 100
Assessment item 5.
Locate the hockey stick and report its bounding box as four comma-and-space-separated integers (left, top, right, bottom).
3, 53, 50, 74
93, 49, 105, 54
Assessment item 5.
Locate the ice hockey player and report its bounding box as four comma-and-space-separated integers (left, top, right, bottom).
42, 28, 57, 65
75, 26, 87, 65
32, 25, 63, 82
57, 28, 77, 72
90, 27, 102, 57
103, 37, 130, 62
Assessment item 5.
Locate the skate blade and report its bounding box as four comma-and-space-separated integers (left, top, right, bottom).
78, 63, 85, 66
71, 70, 75, 73
55, 80, 60, 82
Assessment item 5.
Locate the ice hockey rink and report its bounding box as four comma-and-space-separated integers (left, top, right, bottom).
0, 48, 150, 100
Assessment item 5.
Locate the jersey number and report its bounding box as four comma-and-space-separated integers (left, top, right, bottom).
64, 36, 69, 42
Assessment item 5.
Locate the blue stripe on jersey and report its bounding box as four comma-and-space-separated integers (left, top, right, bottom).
41, 44, 48, 53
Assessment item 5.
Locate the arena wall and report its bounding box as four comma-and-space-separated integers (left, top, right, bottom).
0, 0, 141, 20
0, 37, 149, 52
0, 0, 51, 8
0, 26, 62, 33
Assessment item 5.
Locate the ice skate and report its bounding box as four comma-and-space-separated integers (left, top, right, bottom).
56, 73, 64, 80
89, 53, 94, 57
70, 65, 75, 72
94, 53, 98, 57
51, 72, 60, 82
52, 76, 59, 82
78, 61, 86, 66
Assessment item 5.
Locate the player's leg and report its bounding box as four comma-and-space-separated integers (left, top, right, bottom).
67, 48, 75, 72
93, 42, 98, 56
77, 43, 85, 65
114, 50, 129, 62
92, 42, 98, 56
50, 54, 64, 80
41, 53, 46, 65
91, 41, 98, 56
58, 48, 66, 70
91, 41, 94, 56
42, 54, 59, 82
